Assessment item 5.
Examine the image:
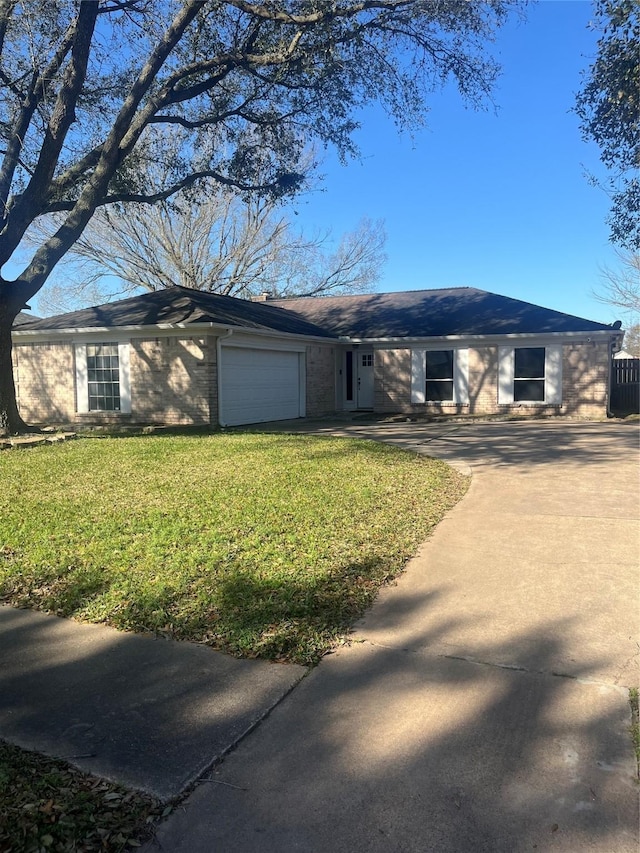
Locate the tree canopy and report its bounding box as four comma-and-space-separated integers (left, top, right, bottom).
0, 0, 522, 433
593, 249, 640, 318
30, 185, 387, 312
576, 0, 640, 250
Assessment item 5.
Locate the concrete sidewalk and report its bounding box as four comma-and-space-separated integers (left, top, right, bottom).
0, 607, 306, 801
147, 421, 639, 852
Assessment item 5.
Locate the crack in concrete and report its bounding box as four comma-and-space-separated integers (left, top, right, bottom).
356, 638, 630, 693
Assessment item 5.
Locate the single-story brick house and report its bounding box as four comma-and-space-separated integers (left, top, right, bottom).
12, 285, 624, 427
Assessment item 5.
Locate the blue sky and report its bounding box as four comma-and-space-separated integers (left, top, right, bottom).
291, 0, 624, 326
26, 0, 625, 326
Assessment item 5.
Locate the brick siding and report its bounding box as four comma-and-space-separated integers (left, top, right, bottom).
305, 344, 336, 416
372, 342, 611, 418
13, 335, 612, 428
562, 340, 610, 417
13, 341, 76, 423
14, 334, 219, 427
129, 336, 216, 425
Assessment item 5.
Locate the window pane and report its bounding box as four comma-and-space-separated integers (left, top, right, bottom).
514, 347, 545, 379
426, 350, 453, 380
87, 343, 120, 411
345, 351, 353, 401
514, 379, 545, 401
426, 380, 454, 401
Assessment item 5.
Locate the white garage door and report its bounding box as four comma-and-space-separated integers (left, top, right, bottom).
221, 347, 303, 426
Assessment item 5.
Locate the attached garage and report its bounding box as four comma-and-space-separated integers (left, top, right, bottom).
220, 344, 305, 426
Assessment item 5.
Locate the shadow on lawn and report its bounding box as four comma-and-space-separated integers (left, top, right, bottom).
210, 556, 394, 661
2, 553, 397, 665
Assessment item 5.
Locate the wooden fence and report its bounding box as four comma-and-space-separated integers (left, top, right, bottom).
610, 358, 640, 415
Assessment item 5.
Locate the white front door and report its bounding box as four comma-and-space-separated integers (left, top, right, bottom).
356, 349, 374, 409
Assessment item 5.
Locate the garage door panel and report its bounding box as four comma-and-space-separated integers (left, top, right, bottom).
221, 347, 302, 425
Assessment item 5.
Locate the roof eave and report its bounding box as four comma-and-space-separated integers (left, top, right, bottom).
13, 323, 619, 347
342, 329, 621, 345
12, 319, 337, 344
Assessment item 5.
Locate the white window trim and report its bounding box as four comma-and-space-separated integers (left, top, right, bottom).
75, 344, 88, 414
498, 344, 562, 405
75, 342, 131, 414
411, 349, 469, 404
118, 342, 132, 413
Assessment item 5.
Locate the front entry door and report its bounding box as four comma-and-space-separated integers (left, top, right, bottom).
356, 349, 374, 409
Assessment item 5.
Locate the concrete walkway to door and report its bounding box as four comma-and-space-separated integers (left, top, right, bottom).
147, 420, 639, 853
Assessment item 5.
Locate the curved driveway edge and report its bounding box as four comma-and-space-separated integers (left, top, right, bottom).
348, 420, 640, 688
148, 420, 639, 852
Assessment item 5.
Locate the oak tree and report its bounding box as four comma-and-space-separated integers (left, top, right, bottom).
0, 0, 521, 433
576, 0, 640, 250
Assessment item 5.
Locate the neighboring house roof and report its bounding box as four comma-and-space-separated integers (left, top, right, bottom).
613, 349, 637, 360
269, 287, 618, 338
13, 311, 40, 326
17, 285, 334, 339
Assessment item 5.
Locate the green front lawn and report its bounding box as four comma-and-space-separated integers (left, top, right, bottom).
0, 431, 466, 850
0, 432, 466, 664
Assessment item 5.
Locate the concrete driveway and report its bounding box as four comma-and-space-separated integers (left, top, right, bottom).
148, 420, 639, 853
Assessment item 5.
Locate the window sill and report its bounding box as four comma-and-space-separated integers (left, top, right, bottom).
75, 412, 132, 422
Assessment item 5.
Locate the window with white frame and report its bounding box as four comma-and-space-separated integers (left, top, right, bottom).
426, 350, 454, 401
411, 349, 469, 404
87, 343, 121, 411
513, 347, 545, 401
75, 342, 131, 414
498, 345, 562, 405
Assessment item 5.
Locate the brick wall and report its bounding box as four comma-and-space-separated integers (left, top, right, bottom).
13, 341, 76, 423
14, 334, 219, 427
562, 340, 610, 417
129, 336, 216, 425
374, 349, 411, 411
14, 335, 612, 427
372, 342, 611, 418
305, 344, 336, 416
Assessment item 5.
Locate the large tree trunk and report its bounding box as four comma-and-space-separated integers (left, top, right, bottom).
0, 281, 34, 436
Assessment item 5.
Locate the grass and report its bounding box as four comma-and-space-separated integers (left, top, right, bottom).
0, 431, 467, 664
0, 431, 466, 850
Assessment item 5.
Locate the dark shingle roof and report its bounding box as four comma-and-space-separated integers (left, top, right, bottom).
15, 285, 617, 341
13, 311, 39, 327
271, 288, 616, 337
17, 286, 334, 339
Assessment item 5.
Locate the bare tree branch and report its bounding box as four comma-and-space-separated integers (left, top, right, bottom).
0, 0, 522, 432
593, 250, 640, 317
30, 179, 386, 310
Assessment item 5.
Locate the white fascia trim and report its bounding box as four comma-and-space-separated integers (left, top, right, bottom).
13, 321, 337, 346
14, 325, 619, 349
343, 330, 620, 346
221, 334, 307, 352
